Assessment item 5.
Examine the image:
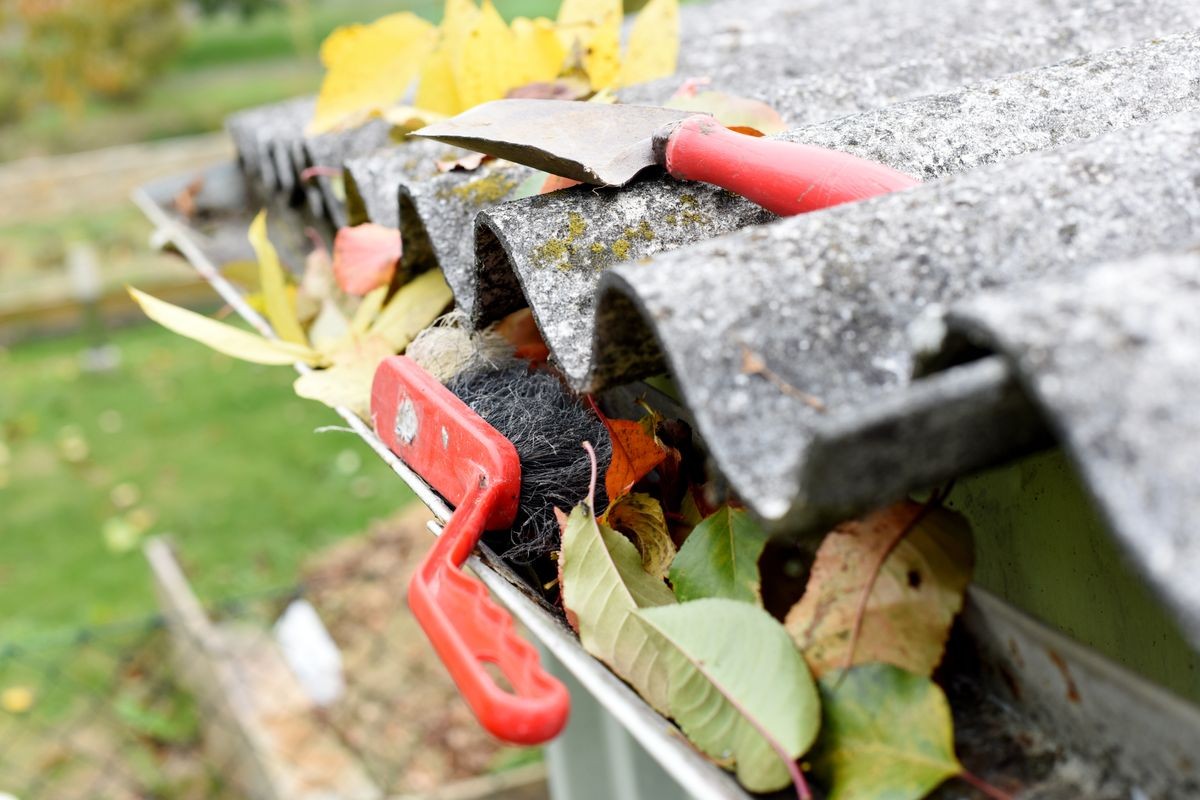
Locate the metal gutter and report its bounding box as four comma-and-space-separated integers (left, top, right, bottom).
132, 164, 752, 800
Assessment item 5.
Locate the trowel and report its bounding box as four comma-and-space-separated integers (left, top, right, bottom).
413, 99, 918, 215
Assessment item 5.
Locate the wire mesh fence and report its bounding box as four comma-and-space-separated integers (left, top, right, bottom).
0, 507, 543, 800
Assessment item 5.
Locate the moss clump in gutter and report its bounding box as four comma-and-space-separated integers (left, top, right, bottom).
448, 173, 519, 206
533, 210, 589, 270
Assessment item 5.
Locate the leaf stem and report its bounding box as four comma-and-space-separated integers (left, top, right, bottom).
958, 769, 1014, 800
581, 440, 598, 511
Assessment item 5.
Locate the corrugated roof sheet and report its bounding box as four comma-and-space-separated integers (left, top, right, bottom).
595, 109, 1200, 529
221, 0, 1200, 647
941, 249, 1200, 645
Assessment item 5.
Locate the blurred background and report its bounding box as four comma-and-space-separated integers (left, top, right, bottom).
0, 2, 559, 797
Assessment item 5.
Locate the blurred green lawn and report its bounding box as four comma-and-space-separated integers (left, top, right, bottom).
0, 0, 561, 160
0, 321, 413, 642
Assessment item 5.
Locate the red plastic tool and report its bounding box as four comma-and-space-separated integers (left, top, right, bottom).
657, 117, 921, 216
371, 355, 569, 744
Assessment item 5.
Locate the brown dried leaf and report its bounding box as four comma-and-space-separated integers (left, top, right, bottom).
785, 501, 974, 678
666, 88, 787, 135
605, 493, 676, 580
435, 152, 493, 173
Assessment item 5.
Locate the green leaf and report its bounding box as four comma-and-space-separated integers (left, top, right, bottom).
669, 506, 769, 604
248, 210, 308, 346
813, 663, 961, 800
605, 492, 677, 580
560, 502, 677, 714
637, 599, 820, 793
128, 288, 323, 367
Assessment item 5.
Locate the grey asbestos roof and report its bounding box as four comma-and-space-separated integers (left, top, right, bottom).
222, 0, 1200, 646
940, 249, 1200, 645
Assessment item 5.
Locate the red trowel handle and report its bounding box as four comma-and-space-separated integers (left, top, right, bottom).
409, 484, 569, 744
657, 116, 921, 216
371, 356, 569, 744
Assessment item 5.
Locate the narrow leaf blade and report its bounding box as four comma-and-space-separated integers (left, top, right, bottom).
248, 211, 308, 345
368, 269, 453, 351
128, 288, 320, 366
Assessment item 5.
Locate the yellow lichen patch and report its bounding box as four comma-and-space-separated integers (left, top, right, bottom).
533, 209, 592, 269
449, 173, 519, 205
567, 211, 588, 239
624, 221, 655, 242
612, 238, 631, 260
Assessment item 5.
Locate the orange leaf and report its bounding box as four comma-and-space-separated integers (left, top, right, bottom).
540, 173, 583, 194
332, 223, 402, 296
597, 408, 669, 505
494, 308, 550, 363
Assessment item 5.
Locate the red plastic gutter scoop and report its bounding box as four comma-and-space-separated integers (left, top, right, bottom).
371, 355, 569, 745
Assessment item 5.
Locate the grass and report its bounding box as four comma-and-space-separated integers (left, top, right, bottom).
0, 0, 562, 161
0, 321, 413, 643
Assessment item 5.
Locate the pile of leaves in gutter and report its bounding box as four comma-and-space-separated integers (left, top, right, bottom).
130, 211, 452, 421
555, 416, 1008, 800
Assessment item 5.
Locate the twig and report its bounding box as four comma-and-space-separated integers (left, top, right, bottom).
740, 345, 826, 411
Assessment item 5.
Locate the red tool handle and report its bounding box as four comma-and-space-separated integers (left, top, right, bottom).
408, 480, 569, 745
657, 116, 920, 216
371, 356, 569, 745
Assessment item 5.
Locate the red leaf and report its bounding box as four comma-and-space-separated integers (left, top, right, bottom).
332, 223, 402, 296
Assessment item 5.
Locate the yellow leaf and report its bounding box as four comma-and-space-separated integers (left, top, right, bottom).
248, 211, 308, 346
416, 0, 476, 115
351, 285, 388, 335
1, 685, 35, 714
620, 0, 679, 87
310, 13, 438, 134
452, 0, 519, 109
294, 335, 395, 419
557, 0, 621, 90
129, 288, 324, 367
369, 269, 454, 351
415, 47, 462, 116
511, 16, 566, 87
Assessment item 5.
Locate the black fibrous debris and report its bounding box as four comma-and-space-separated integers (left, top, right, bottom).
448, 365, 612, 563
